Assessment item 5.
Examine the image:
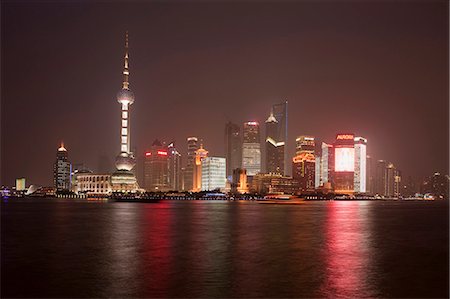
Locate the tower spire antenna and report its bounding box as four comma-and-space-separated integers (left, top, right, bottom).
122, 31, 130, 90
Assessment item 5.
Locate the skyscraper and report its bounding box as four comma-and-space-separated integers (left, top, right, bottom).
201, 157, 226, 191
242, 122, 261, 176
193, 144, 208, 192
272, 101, 288, 175
168, 142, 182, 191
320, 142, 334, 186
225, 122, 242, 179
144, 139, 169, 191
295, 136, 315, 155
292, 136, 316, 193
184, 137, 198, 191
111, 31, 138, 192
53, 142, 71, 192
374, 160, 387, 196
265, 110, 285, 174
333, 133, 355, 194
366, 155, 373, 194
354, 136, 367, 193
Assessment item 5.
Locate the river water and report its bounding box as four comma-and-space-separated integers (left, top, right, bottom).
1, 200, 448, 298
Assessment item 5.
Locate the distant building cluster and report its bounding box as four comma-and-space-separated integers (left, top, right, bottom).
4, 32, 448, 200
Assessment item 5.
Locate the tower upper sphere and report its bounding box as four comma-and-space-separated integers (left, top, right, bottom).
117, 31, 134, 105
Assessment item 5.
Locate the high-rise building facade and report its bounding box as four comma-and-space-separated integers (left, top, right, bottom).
201, 157, 226, 191
366, 155, 373, 194
168, 142, 182, 191
272, 101, 288, 175
53, 143, 72, 192
231, 168, 248, 194
16, 178, 26, 191
315, 156, 321, 188
265, 111, 285, 174
374, 160, 387, 196
292, 152, 316, 193
333, 133, 355, 194
144, 139, 170, 191
184, 137, 198, 191
295, 136, 315, 155
292, 135, 316, 193
320, 142, 334, 186
225, 122, 242, 179
193, 144, 208, 192
111, 32, 138, 192
354, 136, 367, 193
242, 122, 261, 176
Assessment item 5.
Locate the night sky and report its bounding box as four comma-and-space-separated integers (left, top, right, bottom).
1, 1, 448, 187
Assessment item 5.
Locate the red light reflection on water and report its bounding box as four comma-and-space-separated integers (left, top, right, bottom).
320, 201, 374, 298
142, 202, 173, 297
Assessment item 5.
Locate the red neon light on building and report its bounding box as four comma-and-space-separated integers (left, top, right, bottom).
157, 151, 168, 156
336, 134, 354, 140
145, 152, 152, 156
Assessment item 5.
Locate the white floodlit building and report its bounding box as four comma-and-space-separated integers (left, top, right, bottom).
354, 136, 367, 193
201, 157, 226, 191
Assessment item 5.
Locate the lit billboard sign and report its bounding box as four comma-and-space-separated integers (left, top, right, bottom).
336, 134, 354, 140
335, 147, 355, 172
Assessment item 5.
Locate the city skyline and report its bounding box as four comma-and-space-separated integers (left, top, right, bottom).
2, 2, 448, 186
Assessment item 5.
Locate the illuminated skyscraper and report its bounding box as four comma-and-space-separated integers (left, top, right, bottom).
292, 153, 315, 193
386, 163, 401, 198
333, 133, 355, 194
231, 168, 248, 194
111, 32, 138, 192
315, 156, 321, 188
201, 157, 226, 191
272, 101, 288, 175
320, 142, 334, 186
193, 144, 208, 192
144, 139, 169, 191
184, 137, 198, 191
295, 136, 315, 155
265, 111, 284, 174
375, 160, 387, 196
16, 178, 26, 191
53, 142, 72, 192
242, 122, 261, 176
168, 142, 182, 191
354, 136, 367, 193
225, 122, 242, 178
366, 155, 373, 194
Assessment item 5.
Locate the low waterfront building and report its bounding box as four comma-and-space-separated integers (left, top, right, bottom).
76, 174, 112, 195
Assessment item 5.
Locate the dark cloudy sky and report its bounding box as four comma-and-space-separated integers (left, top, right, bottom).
1, 1, 448, 186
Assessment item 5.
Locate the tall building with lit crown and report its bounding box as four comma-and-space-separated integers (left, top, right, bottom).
265, 110, 285, 174
184, 137, 198, 191
272, 101, 288, 175
111, 32, 139, 192
144, 139, 170, 192
354, 136, 367, 193
333, 133, 355, 194
242, 121, 261, 176
53, 142, 72, 192
225, 122, 242, 179
292, 153, 315, 193
295, 136, 315, 155
201, 157, 226, 191
168, 142, 182, 191
193, 144, 208, 192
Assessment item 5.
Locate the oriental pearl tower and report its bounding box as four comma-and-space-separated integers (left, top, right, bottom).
111, 31, 138, 192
